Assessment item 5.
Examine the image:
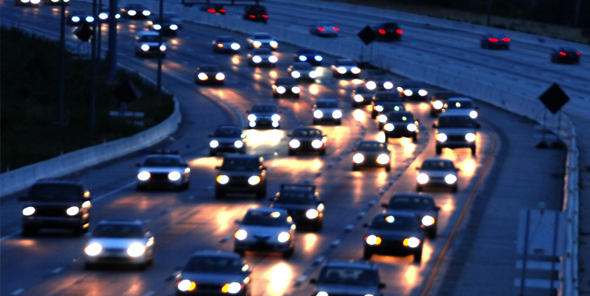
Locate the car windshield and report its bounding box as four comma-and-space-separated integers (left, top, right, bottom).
294, 63, 312, 70
242, 211, 289, 226
251, 105, 276, 113
127, 4, 145, 9
446, 100, 474, 109
276, 191, 316, 204
218, 36, 234, 42
254, 48, 272, 55
388, 113, 413, 121
355, 85, 371, 93
139, 35, 160, 42
318, 267, 379, 286
316, 101, 338, 108
421, 160, 455, 170
183, 256, 242, 273
276, 78, 295, 85
143, 156, 184, 167
336, 59, 355, 66
381, 23, 399, 29
388, 196, 435, 210
370, 214, 420, 231
402, 80, 425, 88
383, 104, 405, 112
559, 47, 576, 52
28, 184, 82, 202
292, 129, 322, 137
92, 224, 144, 238
358, 142, 386, 151
70, 10, 86, 15
221, 157, 261, 171
199, 65, 220, 72
247, 6, 266, 13
437, 115, 478, 128
254, 33, 271, 39
213, 126, 242, 137
298, 49, 316, 54
374, 93, 401, 102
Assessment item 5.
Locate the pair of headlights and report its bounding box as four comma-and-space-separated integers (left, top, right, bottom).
140, 44, 166, 52
248, 114, 280, 122
436, 133, 476, 142
252, 56, 278, 63
353, 153, 390, 164
276, 86, 300, 94
177, 280, 243, 293
337, 66, 360, 74
313, 110, 342, 119
417, 173, 457, 185
198, 72, 225, 81
138, 171, 182, 181
384, 123, 417, 132
153, 24, 178, 31
210, 140, 243, 149
217, 175, 261, 185
235, 229, 290, 242
85, 242, 146, 257
365, 235, 421, 248
289, 139, 323, 149
253, 41, 278, 48
291, 70, 318, 79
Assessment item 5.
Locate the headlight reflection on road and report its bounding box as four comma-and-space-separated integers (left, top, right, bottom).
309, 85, 320, 95
265, 263, 293, 295
303, 233, 318, 251
352, 109, 366, 123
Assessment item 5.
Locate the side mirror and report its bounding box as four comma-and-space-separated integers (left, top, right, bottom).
309, 278, 318, 285
215, 166, 221, 170
416, 166, 420, 170
381, 203, 388, 208
432, 123, 438, 128
379, 283, 386, 289
455, 168, 460, 171
435, 206, 441, 211
261, 166, 267, 170
246, 110, 251, 114
287, 134, 292, 137
234, 219, 242, 224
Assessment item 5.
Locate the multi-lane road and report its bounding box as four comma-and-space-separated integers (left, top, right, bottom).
0, 1, 582, 295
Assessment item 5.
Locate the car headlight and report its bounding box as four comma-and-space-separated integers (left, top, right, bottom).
234, 140, 244, 148
143, 11, 151, 16
375, 105, 383, 112
153, 24, 162, 30
378, 114, 388, 123
271, 114, 281, 121
417, 173, 429, 184
313, 110, 323, 119
66, 206, 80, 216
292, 86, 300, 94
332, 110, 342, 119
291, 71, 301, 78
317, 292, 329, 296
268, 56, 278, 63
127, 242, 146, 257
351, 67, 361, 74
177, 279, 197, 292
247, 114, 256, 121
366, 81, 376, 90
128, 10, 136, 16
403, 237, 421, 248
252, 56, 262, 63
377, 154, 390, 164
159, 45, 166, 51
168, 171, 181, 181
433, 100, 443, 110
404, 89, 413, 96
299, 55, 308, 62
210, 140, 219, 148
289, 139, 301, 148
253, 41, 261, 48
270, 41, 278, 48
231, 43, 240, 50
22, 206, 35, 216
217, 175, 229, 184
365, 235, 381, 245
309, 71, 318, 78
138, 171, 151, 181
85, 243, 102, 256
465, 133, 476, 142
422, 215, 435, 226
384, 123, 394, 131
99, 13, 108, 20
407, 123, 417, 132
306, 209, 319, 219
314, 55, 323, 61
418, 89, 428, 96
337, 66, 347, 74
469, 110, 478, 119
248, 176, 261, 185
354, 94, 364, 102
141, 44, 150, 52
353, 153, 365, 164
85, 16, 94, 23
170, 24, 178, 30
198, 73, 208, 80
311, 139, 323, 149
216, 73, 225, 80
222, 282, 242, 294
445, 174, 457, 184
277, 232, 290, 243
235, 229, 248, 240
383, 82, 393, 89
436, 133, 447, 142
72, 16, 81, 22
277, 86, 286, 94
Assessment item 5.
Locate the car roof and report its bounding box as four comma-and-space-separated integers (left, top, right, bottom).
190, 250, 242, 260
316, 98, 338, 103
358, 140, 385, 145
280, 183, 316, 192
323, 260, 378, 270
33, 178, 85, 186
224, 154, 263, 161
137, 31, 160, 37
336, 58, 355, 63
293, 127, 321, 132
423, 157, 454, 164
374, 210, 417, 220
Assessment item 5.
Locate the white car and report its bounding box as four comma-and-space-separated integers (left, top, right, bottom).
136, 150, 191, 191
310, 21, 340, 37
84, 220, 155, 269
416, 158, 459, 192
248, 48, 278, 67
288, 62, 318, 81
234, 208, 296, 258
246, 32, 278, 50
331, 58, 361, 77
312, 98, 342, 125
442, 97, 479, 119
135, 31, 167, 58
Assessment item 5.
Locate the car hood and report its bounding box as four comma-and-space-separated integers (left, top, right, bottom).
366, 228, 423, 240
315, 107, 340, 113
420, 169, 456, 178
88, 237, 145, 248
138, 41, 165, 46
238, 225, 290, 237
219, 170, 261, 176
271, 203, 316, 211
138, 167, 182, 173
179, 272, 246, 285
357, 150, 389, 157
316, 284, 380, 295
211, 137, 242, 143
437, 127, 475, 135
442, 109, 473, 117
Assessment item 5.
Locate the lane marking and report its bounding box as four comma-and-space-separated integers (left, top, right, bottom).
11, 289, 24, 295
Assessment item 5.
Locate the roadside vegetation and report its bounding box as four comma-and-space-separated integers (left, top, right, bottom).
0, 26, 175, 172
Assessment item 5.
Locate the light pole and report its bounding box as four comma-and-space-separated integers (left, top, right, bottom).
90, 0, 97, 134
58, 0, 66, 124
486, 0, 493, 26
157, 0, 163, 99
107, 0, 117, 81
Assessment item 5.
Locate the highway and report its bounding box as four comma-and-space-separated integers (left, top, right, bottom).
0, 1, 577, 296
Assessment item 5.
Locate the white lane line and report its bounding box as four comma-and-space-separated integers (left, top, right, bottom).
92, 181, 135, 202
11, 289, 24, 295
51, 267, 64, 274
143, 291, 155, 296
0, 231, 22, 242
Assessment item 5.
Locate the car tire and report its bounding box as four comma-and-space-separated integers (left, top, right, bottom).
412, 134, 418, 143
73, 226, 88, 237
416, 184, 423, 192
430, 110, 437, 117
452, 185, 458, 193
435, 146, 442, 155
210, 150, 217, 156
371, 111, 377, 119
319, 149, 326, 156
313, 222, 323, 232
234, 248, 245, 257
471, 146, 476, 155
84, 262, 94, 270
429, 228, 437, 239
295, 94, 300, 99
352, 165, 359, 171
414, 250, 423, 263
335, 120, 341, 125
22, 225, 38, 237
215, 190, 225, 199
273, 93, 278, 98
363, 249, 373, 260
136, 184, 147, 191
312, 119, 318, 125
256, 190, 266, 199
385, 166, 391, 172
283, 247, 294, 259
288, 149, 295, 156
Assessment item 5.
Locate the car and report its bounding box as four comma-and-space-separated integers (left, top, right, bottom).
136, 150, 191, 191
208, 125, 246, 156
371, 91, 403, 119
480, 32, 510, 49
175, 251, 252, 296
312, 98, 343, 125
243, 5, 268, 23
288, 62, 318, 81
376, 102, 406, 129
19, 178, 91, 236
163, 12, 183, 29
351, 84, 375, 108
246, 104, 281, 129
212, 35, 241, 53
234, 208, 296, 258
121, 3, 151, 19
272, 77, 300, 98
135, 31, 167, 58
331, 58, 361, 78
442, 97, 479, 119
246, 32, 278, 50
200, 4, 226, 15
83, 220, 154, 270
15, 0, 41, 6
309, 260, 386, 296
429, 90, 463, 117
270, 184, 324, 231
43, 0, 69, 5
293, 48, 323, 65
373, 22, 402, 41
433, 114, 480, 155
287, 127, 327, 156
194, 64, 225, 85
98, 7, 121, 22
147, 15, 180, 36
416, 158, 460, 192
351, 140, 391, 171
397, 79, 429, 101
551, 47, 581, 64
215, 154, 267, 199
310, 21, 340, 37
363, 212, 425, 263
66, 10, 94, 26
364, 70, 394, 91
383, 111, 419, 142
247, 48, 277, 67
381, 193, 440, 238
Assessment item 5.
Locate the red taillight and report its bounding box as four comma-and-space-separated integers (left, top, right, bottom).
318, 27, 325, 31
378, 29, 385, 34
488, 38, 498, 42
249, 14, 255, 18
560, 52, 567, 56
220, 9, 226, 12
396, 29, 403, 34
207, 8, 215, 13
576, 52, 580, 55
333, 27, 340, 31
263, 14, 268, 18
502, 37, 510, 42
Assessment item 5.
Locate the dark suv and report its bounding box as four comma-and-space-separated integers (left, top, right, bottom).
20, 179, 92, 236
310, 260, 386, 296
215, 154, 267, 199
243, 5, 268, 23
